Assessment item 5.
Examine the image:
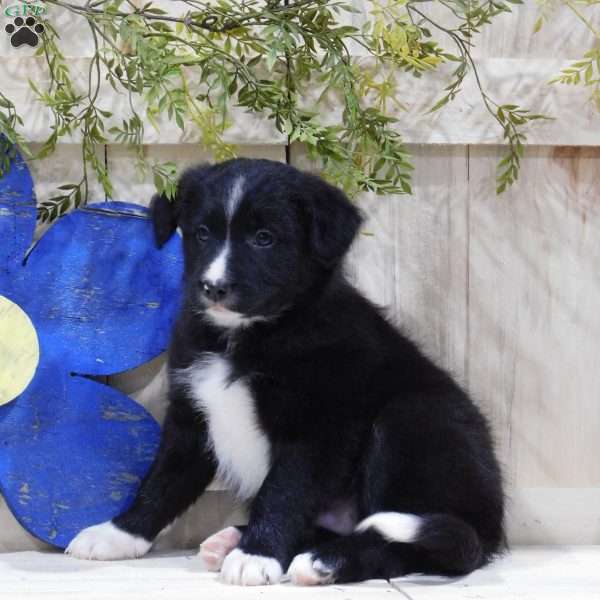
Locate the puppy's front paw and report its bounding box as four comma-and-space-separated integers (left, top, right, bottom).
65, 521, 152, 560
220, 548, 283, 586
198, 526, 242, 571
288, 552, 335, 585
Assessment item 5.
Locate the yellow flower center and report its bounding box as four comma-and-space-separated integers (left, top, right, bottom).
0, 295, 40, 406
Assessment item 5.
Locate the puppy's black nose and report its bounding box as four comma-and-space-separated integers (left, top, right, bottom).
200, 280, 231, 303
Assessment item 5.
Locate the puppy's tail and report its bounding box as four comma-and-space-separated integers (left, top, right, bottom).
356, 511, 488, 574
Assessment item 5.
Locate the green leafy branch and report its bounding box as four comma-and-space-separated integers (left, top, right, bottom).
540, 1, 600, 111
0, 92, 31, 175
405, 1, 550, 193
0, 0, 550, 222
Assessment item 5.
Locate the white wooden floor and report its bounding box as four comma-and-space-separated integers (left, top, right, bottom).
1, 547, 598, 599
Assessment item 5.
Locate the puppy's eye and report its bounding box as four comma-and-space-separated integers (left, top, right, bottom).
196, 225, 210, 243
253, 229, 274, 247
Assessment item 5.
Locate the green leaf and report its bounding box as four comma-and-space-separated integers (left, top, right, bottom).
428, 94, 450, 113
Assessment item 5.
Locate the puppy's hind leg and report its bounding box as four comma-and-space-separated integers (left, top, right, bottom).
288, 527, 419, 585
288, 512, 484, 585
289, 394, 501, 585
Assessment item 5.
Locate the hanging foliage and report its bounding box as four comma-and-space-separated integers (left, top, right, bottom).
0, 0, 555, 221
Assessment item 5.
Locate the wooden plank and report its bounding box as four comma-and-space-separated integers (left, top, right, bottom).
306, 56, 600, 145
350, 2, 597, 60
340, 144, 469, 380
507, 487, 600, 545
466, 146, 600, 492
3, 55, 600, 145
0, 57, 285, 145
436, 58, 598, 145
290, 3, 600, 144
1, 2, 598, 146
473, 3, 600, 59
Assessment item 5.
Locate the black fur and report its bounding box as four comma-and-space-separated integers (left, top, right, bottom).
114, 158, 505, 583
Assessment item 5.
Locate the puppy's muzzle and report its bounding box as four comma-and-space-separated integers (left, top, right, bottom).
200, 279, 233, 303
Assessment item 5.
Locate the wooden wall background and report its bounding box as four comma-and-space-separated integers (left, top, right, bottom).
1, 2, 599, 551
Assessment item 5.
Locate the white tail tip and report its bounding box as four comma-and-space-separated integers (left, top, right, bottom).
355, 512, 422, 543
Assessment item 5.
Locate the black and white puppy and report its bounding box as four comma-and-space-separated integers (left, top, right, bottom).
67, 159, 505, 586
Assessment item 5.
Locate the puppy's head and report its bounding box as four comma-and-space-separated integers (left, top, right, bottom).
152, 159, 362, 329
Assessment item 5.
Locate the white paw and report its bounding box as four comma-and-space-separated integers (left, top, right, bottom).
220, 548, 283, 586
198, 526, 242, 572
65, 521, 152, 561
288, 552, 334, 586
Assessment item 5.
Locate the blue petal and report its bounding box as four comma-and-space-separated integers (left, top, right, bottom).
22, 202, 183, 375
0, 146, 36, 287
0, 359, 161, 548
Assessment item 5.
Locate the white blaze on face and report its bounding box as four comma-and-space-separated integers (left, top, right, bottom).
202, 176, 245, 285
226, 176, 245, 219
204, 246, 229, 284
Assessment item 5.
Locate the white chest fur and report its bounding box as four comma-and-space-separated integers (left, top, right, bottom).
176, 354, 270, 500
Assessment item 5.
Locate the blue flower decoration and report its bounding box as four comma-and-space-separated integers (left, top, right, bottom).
0, 147, 183, 548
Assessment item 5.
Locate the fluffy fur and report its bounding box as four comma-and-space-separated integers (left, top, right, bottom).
67, 158, 505, 584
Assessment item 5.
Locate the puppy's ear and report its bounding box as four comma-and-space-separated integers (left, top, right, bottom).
150, 192, 179, 249
304, 176, 363, 267
150, 164, 211, 248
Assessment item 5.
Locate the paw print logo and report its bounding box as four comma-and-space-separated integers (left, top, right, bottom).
0, 145, 184, 548
5, 16, 44, 48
